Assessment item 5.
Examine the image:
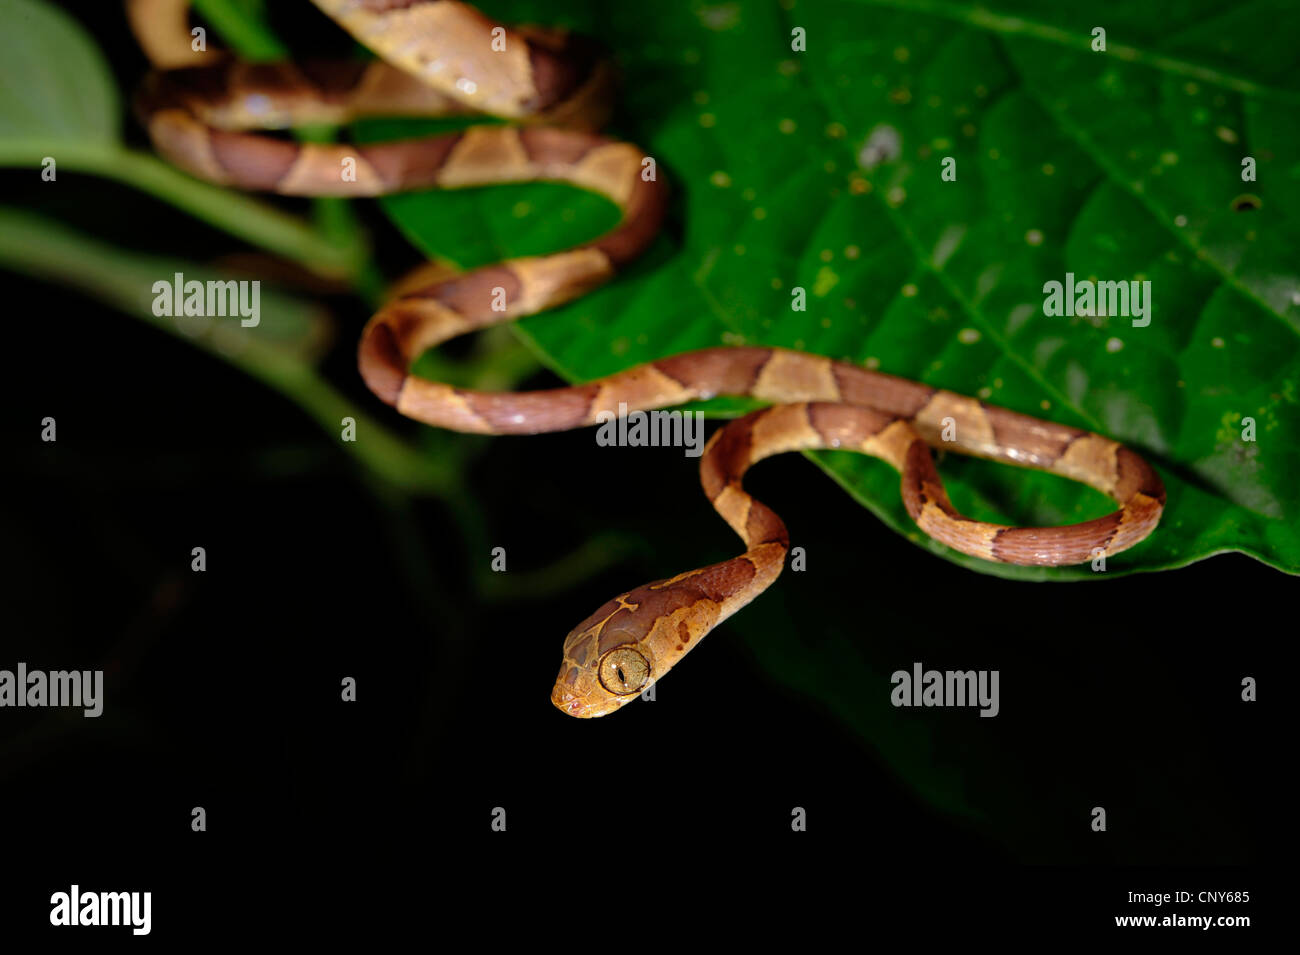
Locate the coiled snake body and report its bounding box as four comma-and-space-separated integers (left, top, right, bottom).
129, 0, 1164, 718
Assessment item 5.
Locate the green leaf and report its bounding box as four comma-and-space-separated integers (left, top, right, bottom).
0, 0, 120, 142
365, 0, 1299, 579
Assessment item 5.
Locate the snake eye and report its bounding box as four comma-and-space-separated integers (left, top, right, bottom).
598, 647, 650, 695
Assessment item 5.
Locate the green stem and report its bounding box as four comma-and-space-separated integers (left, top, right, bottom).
0, 206, 446, 494
0, 141, 363, 279
191, 0, 289, 60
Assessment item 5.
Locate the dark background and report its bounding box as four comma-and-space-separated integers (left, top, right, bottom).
0, 0, 1281, 936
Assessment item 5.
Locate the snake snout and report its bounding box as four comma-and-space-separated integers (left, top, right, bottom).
551, 683, 585, 716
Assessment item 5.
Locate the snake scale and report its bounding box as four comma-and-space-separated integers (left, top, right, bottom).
128, 0, 1165, 717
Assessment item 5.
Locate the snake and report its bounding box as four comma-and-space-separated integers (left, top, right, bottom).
128, 0, 1165, 718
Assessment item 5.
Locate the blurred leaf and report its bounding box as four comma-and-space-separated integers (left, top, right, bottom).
0, 0, 364, 278
0, 0, 119, 142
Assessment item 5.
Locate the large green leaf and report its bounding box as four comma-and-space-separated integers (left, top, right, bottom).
353, 0, 1300, 580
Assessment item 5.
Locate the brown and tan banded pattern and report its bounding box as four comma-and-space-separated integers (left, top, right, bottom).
130, 0, 1165, 719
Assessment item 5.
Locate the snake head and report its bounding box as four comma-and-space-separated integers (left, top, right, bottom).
551, 579, 723, 718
